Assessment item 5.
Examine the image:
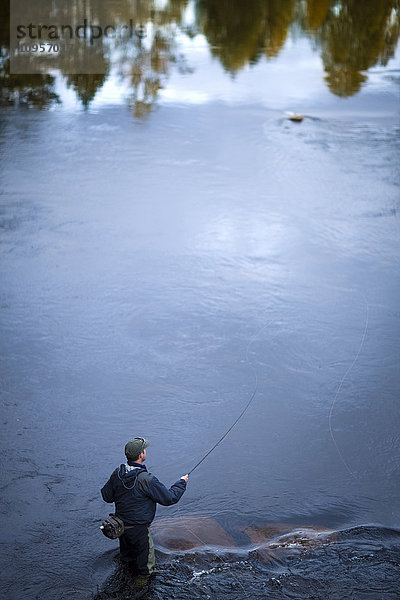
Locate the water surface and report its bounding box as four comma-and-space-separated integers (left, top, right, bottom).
0, 1, 399, 598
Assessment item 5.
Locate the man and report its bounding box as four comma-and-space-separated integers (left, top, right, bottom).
101, 437, 188, 587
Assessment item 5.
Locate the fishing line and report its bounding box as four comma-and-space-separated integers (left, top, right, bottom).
173, 292, 371, 596
328, 291, 369, 478
326, 293, 392, 505
175, 320, 274, 599
187, 291, 369, 477
188, 320, 274, 475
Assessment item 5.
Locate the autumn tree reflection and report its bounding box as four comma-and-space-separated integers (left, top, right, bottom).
66, 74, 107, 107
305, 0, 331, 32
195, 0, 297, 71
263, 0, 296, 59
66, 0, 188, 114
318, 0, 400, 96
128, 31, 168, 118
1, 0, 187, 111
0, 0, 60, 107
196, 0, 399, 95
196, 0, 267, 72
1, 0, 399, 109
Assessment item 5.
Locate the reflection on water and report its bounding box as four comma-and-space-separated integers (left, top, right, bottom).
319, 0, 400, 97
67, 74, 108, 108
196, 0, 298, 68
1, 0, 399, 111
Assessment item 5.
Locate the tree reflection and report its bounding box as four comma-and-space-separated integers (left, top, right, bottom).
66, 74, 107, 108
0, 0, 60, 107
195, 0, 297, 70
1, 0, 399, 109
305, 0, 331, 32
127, 31, 168, 118
62, 0, 188, 114
264, 0, 296, 59
319, 0, 400, 96
196, 0, 399, 95
196, 0, 267, 72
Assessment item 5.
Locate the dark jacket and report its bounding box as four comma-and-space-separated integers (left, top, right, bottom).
101, 462, 186, 525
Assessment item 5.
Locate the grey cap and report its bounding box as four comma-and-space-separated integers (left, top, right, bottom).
125, 437, 150, 459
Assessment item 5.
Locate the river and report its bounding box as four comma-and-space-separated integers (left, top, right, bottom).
1, 1, 399, 598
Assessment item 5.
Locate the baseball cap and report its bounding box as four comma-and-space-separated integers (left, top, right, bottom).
124, 437, 150, 459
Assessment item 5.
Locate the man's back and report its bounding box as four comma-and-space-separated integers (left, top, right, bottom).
101, 461, 186, 525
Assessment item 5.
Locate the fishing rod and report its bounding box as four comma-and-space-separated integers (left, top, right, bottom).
188, 321, 273, 475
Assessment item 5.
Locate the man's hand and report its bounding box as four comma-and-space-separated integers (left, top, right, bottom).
180, 474, 189, 483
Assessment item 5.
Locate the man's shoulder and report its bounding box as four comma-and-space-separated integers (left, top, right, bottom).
137, 469, 154, 488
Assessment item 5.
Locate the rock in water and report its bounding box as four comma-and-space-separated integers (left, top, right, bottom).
151, 516, 334, 560
288, 113, 304, 122
238, 523, 334, 562
151, 515, 236, 550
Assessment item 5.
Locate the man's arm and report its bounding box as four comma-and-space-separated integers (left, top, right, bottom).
101, 471, 116, 503
145, 475, 187, 506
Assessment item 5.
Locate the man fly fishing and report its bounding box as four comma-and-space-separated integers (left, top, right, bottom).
101, 437, 188, 589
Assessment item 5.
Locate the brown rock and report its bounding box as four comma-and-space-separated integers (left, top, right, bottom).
288, 113, 304, 122
151, 515, 236, 551
238, 523, 334, 563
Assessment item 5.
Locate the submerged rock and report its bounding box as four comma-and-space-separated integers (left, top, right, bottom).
238, 523, 334, 562
151, 516, 334, 559
240, 523, 332, 544
151, 515, 236, 551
